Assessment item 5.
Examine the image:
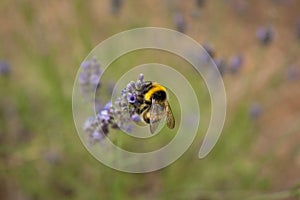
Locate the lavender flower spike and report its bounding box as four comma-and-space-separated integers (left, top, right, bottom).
80, 60, 151, 145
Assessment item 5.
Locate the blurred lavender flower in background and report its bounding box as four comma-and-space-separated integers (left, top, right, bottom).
249, 102, 263, 120
0, 60, 11, 77
195, 0, 206, 8
285, 65, 299, 81
256, 26, 274, 46
203, 43, 215, 59
228, 54, 244, 74
79, 57, 102, 99
173, 13, 187, 33
213, 58, 227, 76
111, 0, 123, 15
200, 43, 215, 63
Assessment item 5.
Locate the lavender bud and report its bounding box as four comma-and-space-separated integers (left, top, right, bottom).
78, 72, 89, 84
92, 130, 103, 141
98, 110, 111, 123
129, 81, 136, 90
80, 61, 90, 69
136, 80, 143, 90
91, 60, 102, 75
131, 114, 141, 122
126, 81, 135, 91
138, 73, 144, 82
92, 56, 100, 66
90, 74, 99, 86
103, 101, 112, 110
121, 89, 127, 95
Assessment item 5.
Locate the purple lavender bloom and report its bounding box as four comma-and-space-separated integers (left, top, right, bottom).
256, 26, 274, 45
0, 61, 10, 76
174, 13, 187, 33
83, 71, 155, 145
229, 54, 244, 74
249, 102, 262, 120
127, 93, 136, 104
97, 110, 111, 124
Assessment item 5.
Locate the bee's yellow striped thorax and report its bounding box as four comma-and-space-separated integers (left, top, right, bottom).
144, 83, 166, 102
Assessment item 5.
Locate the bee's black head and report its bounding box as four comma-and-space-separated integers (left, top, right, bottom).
152, 90, 167, 102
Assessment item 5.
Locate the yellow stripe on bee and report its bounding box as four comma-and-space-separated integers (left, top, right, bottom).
144, 83, 166, 102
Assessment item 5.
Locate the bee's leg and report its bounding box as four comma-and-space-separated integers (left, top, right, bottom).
142, 108, 151, 124
137, 104, 149, 115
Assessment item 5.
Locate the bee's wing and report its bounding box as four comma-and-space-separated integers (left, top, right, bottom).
149, 100, 166, 134
166, 101, 175, 129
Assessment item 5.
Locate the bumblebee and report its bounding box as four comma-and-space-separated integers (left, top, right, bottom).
131, 81, 175, 134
